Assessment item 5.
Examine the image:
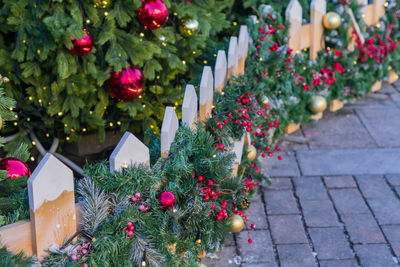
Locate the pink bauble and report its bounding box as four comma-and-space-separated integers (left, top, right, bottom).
70, 30, 93, 56
158, 191, 176, 209
0, 157, 31, 179
137, 0, 168, 30
106, 65, 144, 101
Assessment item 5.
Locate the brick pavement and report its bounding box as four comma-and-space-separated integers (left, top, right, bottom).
202, 81, 400, 266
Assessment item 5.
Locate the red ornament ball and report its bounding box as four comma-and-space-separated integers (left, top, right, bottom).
70, 30, 93, 56
0, 158, 31, 179
137, 0, 168, 30
158, 191, 176, 209
106, 65, 144, 101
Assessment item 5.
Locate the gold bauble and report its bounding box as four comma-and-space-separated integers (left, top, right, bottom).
309, 95, 327, 114
93, 0, 111, 8
179, 19, 199, 37
262, 96, 269, 105
229, 214, 244, 233
323, 12, 341, 30
247, 145, 257, 162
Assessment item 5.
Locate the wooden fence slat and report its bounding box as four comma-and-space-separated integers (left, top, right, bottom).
286, 0, 303, 53
28, 153, 76, 259
110, 132, 150, 173
161, 107, 179, 158
238, 26, 249, 75
0, 220, 32, 256
214, 50, 227, 92
231, 134, 246, 176
310, 0, 326, 60
199, 66, 214, 123
227, 37, 239, 79
182, 84, 198, 129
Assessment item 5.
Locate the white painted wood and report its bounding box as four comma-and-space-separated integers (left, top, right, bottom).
227, 36, 239, 78
347, 7, 364, 44
261, 4, 273, 15
199, 66, 214, 123
286, 0, 303, 53
310, 0, 326, 60
214, 50, 227, 92
182, 84, 198, 128
238, 26, 249, 75
231, 134, 246, 164
358, 0, 368, 5
249, 15, 257, 24
28, 153, 76, 259
161, 107, 179, 157
110, 132, 150, 173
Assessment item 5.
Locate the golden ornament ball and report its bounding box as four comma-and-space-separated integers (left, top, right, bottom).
247, 145, 257, 162
323, 12, 341, 30
179, 19, 199, 37
309, 95, 327, 114
229, 214, 244, 233
93, 0, 111, 8
262, 96, 269, 105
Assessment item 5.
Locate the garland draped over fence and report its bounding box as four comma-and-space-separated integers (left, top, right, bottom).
0, 0, 399, 266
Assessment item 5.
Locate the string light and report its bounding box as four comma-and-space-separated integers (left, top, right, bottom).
122, 162, 129, 169
384, 2, 388, 7
117, 121, 121, 126
109, 122, 114, 127
32, 141, 36, 146
46, 133, 50, 137
233, 22, 237, 26
89, 111, 93, 115
182, 60, 186, 65
303, 67, 306, 70
86, 19, 91, 24
64, 124, 68, 127
353, 60, 357, 65
58, 112, 63, 116
142, 104, 146, 108
29, 96, 33, 101
104, 12, 108, 16
203, 60, 208, 64
13, 122, 17, 126
66, 137, 70, 141
82, 128, 87, 132
37, 49, 41, 55
30, 157, 35, 162
140, 33, 145, 37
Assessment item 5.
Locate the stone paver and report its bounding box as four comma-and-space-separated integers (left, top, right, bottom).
354, 244, 398, 267
323, 176, 356, 189
341, 213, 386, 244
355, 175, 393, 199
382, 225, 400, 257
269, 215, 308, 244
319, 259, 358, 267
264, 190, 298, 215
300, 199, 340, 227
329, 189, 369, 214
357, 107, 400, 147
261, 152, 300, 177
386, 174, 400, 186
302, 109, 377, 149
297, 148, 400, 176
277, 244, 316, 267
244, 195, 268, 230
265, 178, 293, 190
367, 197, 400, 225
236, 230, 276, 265
293, 177, 329, 200
308, 228, 354, 260
202, 246, 238, 267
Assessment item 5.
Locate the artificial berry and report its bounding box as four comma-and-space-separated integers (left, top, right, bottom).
248, 238, 253, 243
198, 175, 204, 182
278, 155, 283, 160
251, 224, 256, 229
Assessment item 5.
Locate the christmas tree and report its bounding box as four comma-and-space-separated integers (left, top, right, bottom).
0, 0, 234, 144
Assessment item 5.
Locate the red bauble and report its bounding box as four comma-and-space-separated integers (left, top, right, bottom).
158, 191, 176, 209
0, 158, 31, 179
137, 0, 168, 30
70, 31, 93, 56
106, 65, 144, 101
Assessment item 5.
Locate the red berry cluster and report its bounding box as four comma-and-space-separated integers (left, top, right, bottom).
70, 242, 92, 261
130, 192, 151, 213
311, 67, 336, 89
355, 31, 398, 64
124, 221, 135, 239
196, 175, 222, 202
243, 177, 260, 193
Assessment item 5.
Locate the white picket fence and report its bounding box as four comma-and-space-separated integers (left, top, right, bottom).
0, 0, 392, 259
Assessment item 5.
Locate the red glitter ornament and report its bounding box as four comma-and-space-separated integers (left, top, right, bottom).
106, 65, 144, 101
137, 0, 168, 30
0, 157, 31, 179
158, 191, 176, 209
70, 30, 93, 56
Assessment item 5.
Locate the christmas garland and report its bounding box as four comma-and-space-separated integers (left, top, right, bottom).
1, 1, 400, 266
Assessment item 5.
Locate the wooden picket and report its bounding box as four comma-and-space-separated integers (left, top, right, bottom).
182, 84, 198, 129
161, 107, 179, 158
361, 0, 386, 26
199, 66, 214, 123
215, 51, 227, 92
227, 37, 239, 79
286, 0, 326, 60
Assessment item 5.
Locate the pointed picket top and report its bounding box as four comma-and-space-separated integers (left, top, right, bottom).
249, 15, 257, 24
311, 0, 326, 13
214, 50, 227, 92
199, 66, 214, 123
286, 0, 303, 23
161, 107, 179, 158
182, 84, 198, 129
28, 153, 76, 259
110, 132, 150, 173
227, 36, 239, 79
238, 26, 249, 75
